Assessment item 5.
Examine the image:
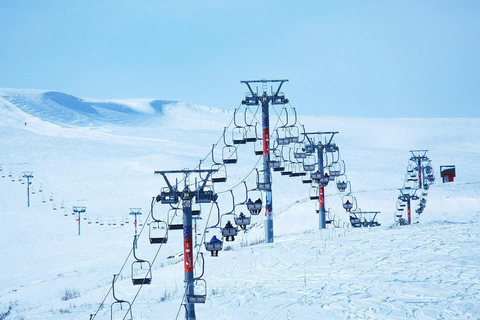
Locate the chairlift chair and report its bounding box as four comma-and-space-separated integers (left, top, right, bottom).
149, 220, 168, 244
111, 275, 133, 320
309, 186, 319, 200
131, 237, 152, 285
336, 181, 348, 192
328, 161, 343, 177
256, 169, 271, 191
211, 164, 227, 183
167, 209, 183, 230
196, 186, 216, 203
159, 187, 178, 204
276, 126, 290, 145
204, 227, 223, 253
235, 212, 252, 229
222, 145, 238, 164
342, 195, 356, 212
254, 138, 263, 155
281, 162, 293, 176
293, 145, 307, 160
187, 278, 207, 304
245, 123, 258, 143
232, 126, 247, 145
302, 175, 313, 184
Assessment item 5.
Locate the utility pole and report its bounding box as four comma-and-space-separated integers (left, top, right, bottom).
303, 132, 339, 229
22, 171, 33, 207
241, 79, 289, 243
73, 206, 86, 236
155, 169, 217, 320
129, 208, 142, 249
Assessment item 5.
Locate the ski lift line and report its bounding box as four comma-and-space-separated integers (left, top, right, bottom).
91, 204, 156, 320
216, 155, 262, 195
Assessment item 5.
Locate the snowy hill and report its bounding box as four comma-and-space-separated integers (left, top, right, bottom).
1, 89, 480, 319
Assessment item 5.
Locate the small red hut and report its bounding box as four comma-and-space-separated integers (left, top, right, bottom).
440, 165, 456, 183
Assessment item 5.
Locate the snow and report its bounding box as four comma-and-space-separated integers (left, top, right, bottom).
1, 89, 480, 319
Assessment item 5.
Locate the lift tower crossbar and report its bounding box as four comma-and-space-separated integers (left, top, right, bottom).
155, 169, 217, 320
241, 79, 289, 244
303, 131, 339, 229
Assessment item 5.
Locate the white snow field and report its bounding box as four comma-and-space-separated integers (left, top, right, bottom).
1, 89, 480, 320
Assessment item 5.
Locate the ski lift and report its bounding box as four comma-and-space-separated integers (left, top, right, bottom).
245, 123, 258, 143
293, 145, 306, 160
186, 253, 207, 303
52, 203, 57, 210
196, 183, 216, 203
232, 108, 247, 145
111, 274, 133, 320
131, 236, 152, 285
336, 180, 348, 192
309, 186, 319, 200
303, 155, 316, 172
286, 108, 300, 143
281, 162, 293, 176
204, 204, 223, 254
342, 195, 356, 212
425, 165, 433, 175
232, 127, 247, 145
42, 195, 46, 203
31, 187, 36, 195
49, 194, 53, 201
39, 184, 43, 192
328, 161, 343, 177
256, 169, 271, 191
167, 208, 183, 230
187, 278, 207, 304
276, 126, 290, 145
222, 145, 238, 164
159, 186, 178, 204
235, 211, 251, 230
150, 220, 168, 243
220, 191, 239, 241
311, 171, 330, 187
149, 199, 168, 244
60, 201, 64, 209
211, 164, 227, 183
289, 163, 305, 177
270, 148, 284, 171
221, 127, 238, 164
254, 138, 264, 155
302, 175, 313, 184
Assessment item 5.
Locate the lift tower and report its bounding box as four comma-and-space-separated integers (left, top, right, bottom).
303, 132, 339, 229
155, 169, 217, 320
22, 171, 33, 207
241, 79, 289, 243
409, 150, 430, 189
398, 189, 418, 225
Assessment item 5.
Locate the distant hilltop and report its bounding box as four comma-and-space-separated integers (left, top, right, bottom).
0, 88, 190, 127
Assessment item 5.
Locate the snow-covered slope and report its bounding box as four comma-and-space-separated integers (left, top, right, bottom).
1, 89, 479, 319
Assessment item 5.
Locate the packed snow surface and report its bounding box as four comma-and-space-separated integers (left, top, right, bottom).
1, 89, 479, 319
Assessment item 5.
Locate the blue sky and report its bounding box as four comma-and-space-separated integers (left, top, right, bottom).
1, 0, 479, 117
